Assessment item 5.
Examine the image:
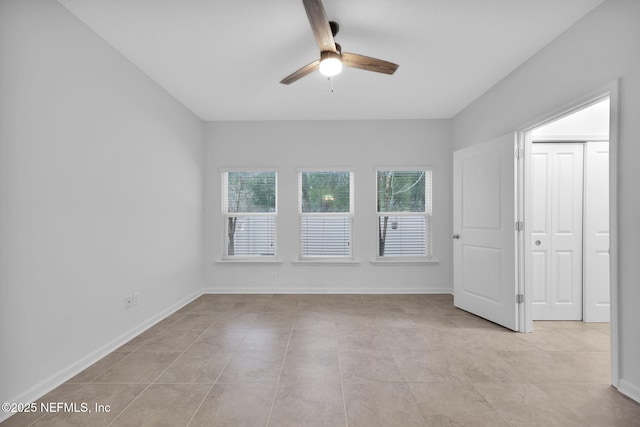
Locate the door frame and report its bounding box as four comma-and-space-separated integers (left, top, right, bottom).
517, 80, 620, 388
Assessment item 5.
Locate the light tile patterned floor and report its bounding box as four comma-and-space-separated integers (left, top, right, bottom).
3, 294, 639, 426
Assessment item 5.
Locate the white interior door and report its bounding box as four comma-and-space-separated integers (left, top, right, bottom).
530, 143, 584, 320
453, 134, 518, 331
584, 140, 610, 322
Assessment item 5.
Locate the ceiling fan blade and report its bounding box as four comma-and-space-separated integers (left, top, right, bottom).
302, 0, 337, 52
342, 52, 399, 75
280, 60, 320, 85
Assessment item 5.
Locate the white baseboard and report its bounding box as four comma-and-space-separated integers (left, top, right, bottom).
618, 379, 640, 404
0, 289, 203, 424
203, 287, 452, 294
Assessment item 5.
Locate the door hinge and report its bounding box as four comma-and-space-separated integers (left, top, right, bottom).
516, 294, 524, 304
515, 221, 524, 231
515, 148, 524, 159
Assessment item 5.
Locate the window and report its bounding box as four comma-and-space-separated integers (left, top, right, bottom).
298, 170, 354, 258
376, 168, 432, 258
222, 171, 276, 258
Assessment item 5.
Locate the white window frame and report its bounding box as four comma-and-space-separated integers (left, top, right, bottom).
375, 166, 433, 261
221, 169, 278, 260
297, 168, 355, 261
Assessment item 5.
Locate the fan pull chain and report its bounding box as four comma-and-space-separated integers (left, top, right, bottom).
329, 76, 334, 93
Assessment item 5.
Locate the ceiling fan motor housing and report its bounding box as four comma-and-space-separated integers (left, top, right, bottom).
329, 21, 339, 37
320, 50, 341, 62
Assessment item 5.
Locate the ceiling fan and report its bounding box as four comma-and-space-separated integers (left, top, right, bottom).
280, 0, 399, 85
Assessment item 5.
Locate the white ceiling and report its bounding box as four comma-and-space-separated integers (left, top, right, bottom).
57, 0, 604, 121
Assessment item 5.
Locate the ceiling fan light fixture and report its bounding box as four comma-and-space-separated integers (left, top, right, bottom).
319, 51, 342, 77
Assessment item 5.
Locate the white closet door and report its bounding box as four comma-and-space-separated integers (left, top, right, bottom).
531, 143, 584, 320
584, 141, 610, 322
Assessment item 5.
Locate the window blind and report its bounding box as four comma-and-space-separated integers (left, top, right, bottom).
300, 216, 352, 257
377, 215, 430, 257
225, 216, 275, 256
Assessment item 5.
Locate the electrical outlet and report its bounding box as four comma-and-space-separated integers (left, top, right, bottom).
133, 292, 140, 306
125, 295, 132, 309
271, 272, 277, 280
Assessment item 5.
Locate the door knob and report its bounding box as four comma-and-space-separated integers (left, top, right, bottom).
535, 240, 541, 246
452, 234, 460, 239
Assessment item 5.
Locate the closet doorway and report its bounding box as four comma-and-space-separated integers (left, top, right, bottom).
526, 98, 610, 322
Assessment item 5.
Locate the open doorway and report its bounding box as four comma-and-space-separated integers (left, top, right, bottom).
526, 99, 610, 323
519, 90, 619, 388
452, 83, 619, 386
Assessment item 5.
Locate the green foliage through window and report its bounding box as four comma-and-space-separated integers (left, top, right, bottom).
301, 172, 351, 213
377, 171, 425, 213
226, 172, 276, 213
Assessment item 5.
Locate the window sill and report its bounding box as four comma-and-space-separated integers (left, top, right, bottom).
216, 258, 283, 265
292, 258, 361, 266
369, 257, 440, 265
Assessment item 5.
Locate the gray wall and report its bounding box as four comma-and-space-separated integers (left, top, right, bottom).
452, 0, 640, 402
0, 0, 205, 408
205, 120, 452, 293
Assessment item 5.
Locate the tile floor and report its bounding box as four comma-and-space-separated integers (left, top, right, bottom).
3, 294, 639, 426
